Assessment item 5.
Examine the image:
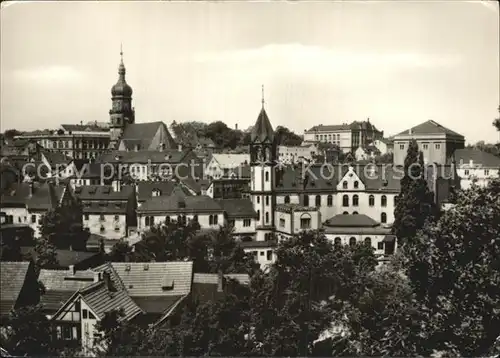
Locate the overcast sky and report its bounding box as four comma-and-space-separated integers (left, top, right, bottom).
1, 1, 499, 143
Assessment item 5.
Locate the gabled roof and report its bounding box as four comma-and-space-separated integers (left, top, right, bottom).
94, 262, 193, 298
0, 262, 32, 317
119, 122, 176, 151
1, 182, 64, 210
61, 124, 109, 133
453, 149, 500, 168
137, 181, 176, 202
138, 194, 222, 213
41, 150, 73, 167
74, 185, 134, 201
38, 269, 95, 312
394, 120, 464, 138
305, 124, 351, 133
324, 214, 379, 227
215, 199, 258, 218
251, 108, 274, 143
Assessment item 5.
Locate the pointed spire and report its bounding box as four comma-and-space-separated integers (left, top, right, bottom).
118, 44, 126, 77
261, 84, 265, 109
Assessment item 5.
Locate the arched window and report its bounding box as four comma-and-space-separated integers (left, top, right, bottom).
394, 195, 398, 206
381, 195, 387, 207
209, 215, 213, 225
257, 210, 260, 221
343, 211, 348, 215
334, 237, 342, 246
342, 195, 349, 207
257, 196, 260, 204
265, 196, 269, 205
303, 195, 309, 206
364, 237, 372, 246
265, 212, 269, 223
381, 212, 387, 223
354, 181, 359, 189
327, 195, 333, 206
353, 195, 359, 206
315, 195, 321, 207
265, 172, 269, 182
349, 237, 356, 246
284, 195, 290, 204
369, 195, 375, 207
342, 181, 348, 189
353, 211, 358, 215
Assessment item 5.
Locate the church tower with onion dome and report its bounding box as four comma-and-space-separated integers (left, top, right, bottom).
109, 46, 135, 149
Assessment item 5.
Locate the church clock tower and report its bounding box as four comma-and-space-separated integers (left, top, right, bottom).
250, 86, 277, 242
109, 46, 135, 149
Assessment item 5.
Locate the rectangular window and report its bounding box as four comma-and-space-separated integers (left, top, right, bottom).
377, 242, 384, 250
84, 214, 89, 220
260, 251, 264, 256
100, 214, 105, 221
31, 214, 36, 223
62, 325, 72, 340
279, 218, 285, 228
300, 218, 311, 229
464, 169, 469, 176
267, 250, 273, 261
422, 144, 428, 150
82, 309, 88, 319
435, 144, 441, 149
399, 144, 404, 150
485, 169, 490, 176
243, 219, 251, 227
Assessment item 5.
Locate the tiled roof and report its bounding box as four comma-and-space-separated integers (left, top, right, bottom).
1, 182, 64, 210
453, 149, 500, 168
38, 269, 95, 312
119, 122, 176, 151
136, 181, 176, 202
82, 201, 128, 214
211, 154, 250, 168
138, 194, 222, 213
93, 262, 193, 298
251, 108, 274, 143
41, 151, 73, 167
61, 124, 109, 133
79, 269, 142, 321
0, 262, 31, 317
98, 150, 192, 164
215, 199, 258, 218
275, 164, 401, 193
394, 120, 464, 138
21, 247, 100, 268
193, 273, 250, 286
74, 185, 134, 201
323, 214, 379, 227
133, 295, 183, 314
180, 177, 209, 194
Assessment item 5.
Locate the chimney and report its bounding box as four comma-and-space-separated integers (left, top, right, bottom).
29, 181, 35, 197
217, 270, 224, 293
103, 271, 114, 291
178, 144, 183, 152
235, 123, 238, 130
409, 128, 413, 135
68, 265, 75, 276
469, 159, 473, 167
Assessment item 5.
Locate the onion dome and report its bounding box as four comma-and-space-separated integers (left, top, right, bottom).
111, 49, 133, 97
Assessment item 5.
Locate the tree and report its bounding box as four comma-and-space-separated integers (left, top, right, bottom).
3, 129, 22, 140
107, 240, 135, 262
401, 178, 500, 356
392, 140, 438, 246
0, 304, 53, 356
34, 235, 58, 270
275, 126, 303, 146
248, 231, 377, 356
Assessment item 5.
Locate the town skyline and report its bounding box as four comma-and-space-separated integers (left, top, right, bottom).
1, 1, 499, 144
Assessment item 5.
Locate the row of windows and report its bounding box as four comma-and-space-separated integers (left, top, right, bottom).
333, 236, 385, 249
463, 169, 492, 176
256, 210, 270, 224
83, 214, 121, 221
315, 134, 341, 141
282, 194, 394, 207
251, 249, 273, 261
399, 143, 441, 150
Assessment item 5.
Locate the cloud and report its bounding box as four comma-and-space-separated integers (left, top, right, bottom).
12, 65, 85, 84
191, 43, 461, 78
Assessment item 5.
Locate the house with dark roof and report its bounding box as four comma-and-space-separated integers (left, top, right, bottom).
0, 261, 40, 321
0, 181, 78, 238
215, 199, 258, 240
21, 247, 104, 270
452, 148, 500, 189
137, 194, 224, 232
117, 121, 177, 152
322, 214, 396, 258
393, 119, 465, 166
74, 185, 136, 239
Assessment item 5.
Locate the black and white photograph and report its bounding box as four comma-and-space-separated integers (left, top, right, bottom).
0, 0, 499, 356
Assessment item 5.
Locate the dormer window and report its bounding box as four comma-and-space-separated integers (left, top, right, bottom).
152, 189, 161, 197
161, 276, 174, 290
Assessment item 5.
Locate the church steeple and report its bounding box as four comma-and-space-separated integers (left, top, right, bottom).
109, 46, 135, 148
251, 85, 275, 144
